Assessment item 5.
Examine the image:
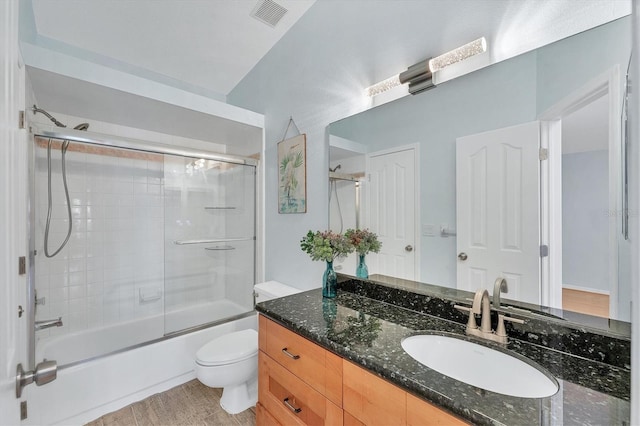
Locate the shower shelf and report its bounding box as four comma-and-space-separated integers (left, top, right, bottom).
205, 246, 236, 251
173, 237, 254, 245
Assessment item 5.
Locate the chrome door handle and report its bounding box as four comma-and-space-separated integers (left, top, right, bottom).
405, 245, 413, 252
458, 252, 468, 261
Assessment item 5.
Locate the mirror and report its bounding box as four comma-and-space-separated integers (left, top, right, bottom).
329, 17, 632, 323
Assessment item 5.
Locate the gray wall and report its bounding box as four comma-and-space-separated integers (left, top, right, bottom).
562, 150, 609, 292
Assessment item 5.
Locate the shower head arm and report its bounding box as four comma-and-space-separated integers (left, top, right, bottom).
32, 105, 66, 128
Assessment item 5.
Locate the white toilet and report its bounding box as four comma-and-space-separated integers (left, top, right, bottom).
195, 281, 302, 414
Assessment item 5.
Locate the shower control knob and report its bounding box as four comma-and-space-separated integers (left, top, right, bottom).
458, 252, 468, 261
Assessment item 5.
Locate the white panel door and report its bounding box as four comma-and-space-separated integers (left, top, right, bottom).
0, 0, 26, 423
365, 147, 417, 280
456, 122, 540, 304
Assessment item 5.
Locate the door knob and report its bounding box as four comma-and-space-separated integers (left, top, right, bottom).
405, 245, 413, 252
458, 252, 468, 261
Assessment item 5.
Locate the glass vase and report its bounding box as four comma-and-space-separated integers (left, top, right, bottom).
323, 260, 338, 298
356, 254, 369, 279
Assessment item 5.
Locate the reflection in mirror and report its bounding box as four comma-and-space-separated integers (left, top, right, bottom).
328, 17, 632, 322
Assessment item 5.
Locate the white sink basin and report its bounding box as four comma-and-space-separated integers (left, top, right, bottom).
401, 334, 558, 398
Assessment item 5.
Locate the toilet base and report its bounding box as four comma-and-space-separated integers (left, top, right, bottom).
219, 376, 258, 415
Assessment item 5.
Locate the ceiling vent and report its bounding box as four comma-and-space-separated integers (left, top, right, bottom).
250, 0, 288, 28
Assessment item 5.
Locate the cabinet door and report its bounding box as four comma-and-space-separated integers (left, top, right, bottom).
406, 393, 468, 426
262, 316, 343, 406
256, 402, 281, 426
343, 361, 406, 426
259, 351, 343, 426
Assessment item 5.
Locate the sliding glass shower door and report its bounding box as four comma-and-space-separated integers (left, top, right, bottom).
163, 155, 256, 334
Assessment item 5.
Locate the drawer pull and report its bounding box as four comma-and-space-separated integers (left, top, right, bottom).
282, 347, 300, 360
283, 397, 302, 414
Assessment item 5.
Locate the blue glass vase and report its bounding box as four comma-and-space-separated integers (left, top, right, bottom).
323, 260, 337, 298
356, 254, 369, 279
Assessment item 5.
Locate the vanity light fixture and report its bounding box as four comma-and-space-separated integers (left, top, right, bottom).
364, 74, 401, 97
366, 37, 487, 97
429, 37, 487, 73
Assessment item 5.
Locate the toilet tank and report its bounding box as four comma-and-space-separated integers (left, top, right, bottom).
254, 281, 303, 303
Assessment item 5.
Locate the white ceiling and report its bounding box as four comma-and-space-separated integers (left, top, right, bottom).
29, 0, 315, 97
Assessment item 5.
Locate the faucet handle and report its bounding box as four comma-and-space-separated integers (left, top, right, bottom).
496, 314, 525, 337
454, 305, 478, 330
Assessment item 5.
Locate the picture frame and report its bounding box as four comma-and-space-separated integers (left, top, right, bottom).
278, 134, 307, 213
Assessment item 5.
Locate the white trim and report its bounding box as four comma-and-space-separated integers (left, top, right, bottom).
539, 66, 621, 318
562, 283, 611, 296
20, 42, 264, 129
365, 143, 421, 280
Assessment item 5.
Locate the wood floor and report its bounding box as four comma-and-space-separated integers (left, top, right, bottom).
85, 380, 255, 426
562, 288, 609, 318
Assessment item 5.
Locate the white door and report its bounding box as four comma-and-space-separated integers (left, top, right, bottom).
1, 0, 26, 423
365, 146, 418, 280
456, 122, 540, 303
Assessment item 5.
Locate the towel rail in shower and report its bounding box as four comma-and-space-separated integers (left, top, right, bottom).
173, 237, 255, 245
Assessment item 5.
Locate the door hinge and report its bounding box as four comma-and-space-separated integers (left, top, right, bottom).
540, 245, 549, 257
18, 256, 26, 275
18, 110, 25, 129
20, 401, 27, 420
539, 148, 548, 161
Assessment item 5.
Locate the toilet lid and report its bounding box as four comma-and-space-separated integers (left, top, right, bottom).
196, 329, 258, 366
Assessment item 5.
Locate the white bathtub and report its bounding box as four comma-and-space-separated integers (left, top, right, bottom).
36, 299, 250, 366
25, 307, 256, 425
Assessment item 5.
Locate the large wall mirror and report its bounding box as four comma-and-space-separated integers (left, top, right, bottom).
329, 17, 632, 323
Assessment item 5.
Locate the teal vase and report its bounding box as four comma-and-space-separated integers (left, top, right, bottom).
323, 260, 337, 298
356, 254, 369, 279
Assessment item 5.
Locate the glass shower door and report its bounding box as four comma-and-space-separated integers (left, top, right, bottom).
163, 155, 256, 334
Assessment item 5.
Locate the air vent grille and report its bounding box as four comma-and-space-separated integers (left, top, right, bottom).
250, 0, 288, 28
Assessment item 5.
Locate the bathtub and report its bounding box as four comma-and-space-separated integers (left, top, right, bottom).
25, 306, 256, 425
36, 299, 250, 366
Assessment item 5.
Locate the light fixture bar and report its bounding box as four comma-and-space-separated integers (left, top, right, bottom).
365, 74, 401, 97
428, 37, 487, 73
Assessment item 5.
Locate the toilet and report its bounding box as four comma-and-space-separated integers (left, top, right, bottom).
195, 281, 303, 414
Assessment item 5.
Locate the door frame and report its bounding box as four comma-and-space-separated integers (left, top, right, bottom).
364, 143, 421, 280
538, 66, 621, 314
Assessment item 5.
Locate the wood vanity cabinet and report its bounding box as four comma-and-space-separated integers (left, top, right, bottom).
258, 315, 468, 426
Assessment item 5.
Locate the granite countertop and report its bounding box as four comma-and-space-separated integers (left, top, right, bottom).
255, 288, 630, 425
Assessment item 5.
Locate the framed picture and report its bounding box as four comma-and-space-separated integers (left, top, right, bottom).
278, 134, 307, 213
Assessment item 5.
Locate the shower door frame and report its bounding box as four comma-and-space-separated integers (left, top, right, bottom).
27, 126, 259, 370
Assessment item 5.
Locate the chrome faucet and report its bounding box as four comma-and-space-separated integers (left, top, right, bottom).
35, 317, 63, 331
493, 278, 507, 308
455, 288, 524, 344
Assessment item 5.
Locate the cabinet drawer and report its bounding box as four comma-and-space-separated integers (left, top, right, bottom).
260, 316, 343, 406
259, 351, 343, 426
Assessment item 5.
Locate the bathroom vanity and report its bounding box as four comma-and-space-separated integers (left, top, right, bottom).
255, 275, 630, 425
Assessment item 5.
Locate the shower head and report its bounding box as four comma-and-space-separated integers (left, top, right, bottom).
32, 105, 90, 131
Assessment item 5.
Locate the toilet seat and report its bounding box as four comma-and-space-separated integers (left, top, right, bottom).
196, 329, 258, 366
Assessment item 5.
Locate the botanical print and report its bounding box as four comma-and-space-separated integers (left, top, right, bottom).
278, 134, 306, 213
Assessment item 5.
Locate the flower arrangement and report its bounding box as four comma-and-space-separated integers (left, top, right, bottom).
344, 228, 382, 255
300, 230, 354, 262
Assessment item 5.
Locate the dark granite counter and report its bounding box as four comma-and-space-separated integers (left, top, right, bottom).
255, 286, 630, 425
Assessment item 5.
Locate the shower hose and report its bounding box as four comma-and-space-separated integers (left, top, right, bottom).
44, 138, 73, 258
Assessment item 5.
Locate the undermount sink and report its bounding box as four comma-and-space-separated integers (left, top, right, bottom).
401, 333, 559, 398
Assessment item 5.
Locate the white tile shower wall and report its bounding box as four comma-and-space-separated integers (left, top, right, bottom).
34, 143, 165, 339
